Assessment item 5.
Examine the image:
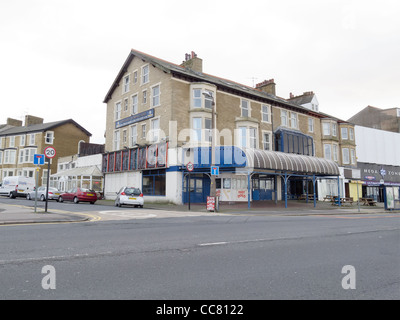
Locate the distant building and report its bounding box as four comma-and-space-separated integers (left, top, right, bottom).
288, 91, 319, 112
348, 105, 400, 133
0, 115, 92, 185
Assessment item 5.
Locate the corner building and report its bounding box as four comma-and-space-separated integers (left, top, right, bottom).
103, 49, 356, 205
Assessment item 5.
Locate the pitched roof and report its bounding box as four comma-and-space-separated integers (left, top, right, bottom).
288, 93, 315, 106
103, 49, 322, 116
0, 119, 92, 137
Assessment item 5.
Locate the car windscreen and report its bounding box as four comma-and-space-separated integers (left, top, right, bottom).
125, 188, 141, 196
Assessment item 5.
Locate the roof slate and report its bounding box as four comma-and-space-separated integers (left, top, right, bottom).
0, 119, 92, 137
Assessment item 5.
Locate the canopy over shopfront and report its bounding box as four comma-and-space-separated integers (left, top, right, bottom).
184, 146, 340, 208
50, 165, 103, 194
244, 148, 340, 176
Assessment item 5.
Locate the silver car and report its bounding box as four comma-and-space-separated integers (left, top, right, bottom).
26, 186, 62, 201
115, 187, 144, 208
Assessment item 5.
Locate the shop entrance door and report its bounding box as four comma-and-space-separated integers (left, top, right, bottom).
183, 175, 210, 203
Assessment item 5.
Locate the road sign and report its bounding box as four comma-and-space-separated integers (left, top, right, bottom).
211, 166, 219, 175
44, 146, 56, 159
186, 162, 194, 172
33, 154, 45, 165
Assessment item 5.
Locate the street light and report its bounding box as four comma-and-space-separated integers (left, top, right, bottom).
202, 91, 217, 210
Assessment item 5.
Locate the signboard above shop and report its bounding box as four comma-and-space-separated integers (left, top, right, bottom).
358, 162, 400, 185
115, 109, 154, 129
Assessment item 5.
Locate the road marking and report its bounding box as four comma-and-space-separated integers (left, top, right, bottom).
98, 210, 157, 219
198, 242, 228, 246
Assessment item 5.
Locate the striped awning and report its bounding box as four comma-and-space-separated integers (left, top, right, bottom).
244, 149, 340, 176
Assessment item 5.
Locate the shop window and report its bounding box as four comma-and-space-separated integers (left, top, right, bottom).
142, 170, 166, 196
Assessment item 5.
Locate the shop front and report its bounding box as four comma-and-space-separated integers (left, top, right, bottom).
358, 162, 400, 203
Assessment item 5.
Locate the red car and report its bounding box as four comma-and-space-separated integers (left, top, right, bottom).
58, 187, 97, 204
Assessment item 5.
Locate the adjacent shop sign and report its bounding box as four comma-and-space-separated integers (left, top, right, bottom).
358, 162, 400, 184
115, 109, 154, 129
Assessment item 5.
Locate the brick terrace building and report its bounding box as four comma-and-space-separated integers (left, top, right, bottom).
102, 49, 358, 204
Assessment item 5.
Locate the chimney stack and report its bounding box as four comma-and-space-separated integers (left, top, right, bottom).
6, 118, 22, 127
255, 79, 276, 96
25, 115, 44, 126
181, 51, 203, 73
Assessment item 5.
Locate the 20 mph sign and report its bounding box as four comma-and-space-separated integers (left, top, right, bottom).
44, 146, 56, 159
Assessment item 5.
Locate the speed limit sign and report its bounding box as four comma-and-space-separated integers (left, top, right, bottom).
186, 162, 194, 172
44, 146, 56, 159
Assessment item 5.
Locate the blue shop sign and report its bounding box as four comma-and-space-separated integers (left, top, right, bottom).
115, 109, 154, 129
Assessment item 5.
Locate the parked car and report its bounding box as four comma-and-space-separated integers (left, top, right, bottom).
58, 187, 97, 204
115, 187, 144, 208
26, 187, 61, 201
0, 176, 35, 198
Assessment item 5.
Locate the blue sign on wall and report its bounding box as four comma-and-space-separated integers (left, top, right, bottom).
115, 109, 154, 129
34, 154, 45, 165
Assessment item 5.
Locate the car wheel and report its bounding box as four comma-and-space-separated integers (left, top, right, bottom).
73, 197, 79, 204
140, 205, 144, 208
40, 194, 46, 201
59, 196, 64, 203
27, 194, 31, 200
9, 192, 16, 199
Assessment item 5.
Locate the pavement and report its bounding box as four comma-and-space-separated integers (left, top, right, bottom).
0, 197, 395, 225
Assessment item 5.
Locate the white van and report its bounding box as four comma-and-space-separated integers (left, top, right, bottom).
0, 176, 36, 198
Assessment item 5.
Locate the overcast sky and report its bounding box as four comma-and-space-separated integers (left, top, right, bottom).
1, 0, 399, 144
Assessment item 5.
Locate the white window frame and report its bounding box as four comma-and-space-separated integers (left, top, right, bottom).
122, 129, 127, 144
342, 147, 350, 164
332, 123, 337, 137
308, 118, 314, 133
0, 150, 2, 164
45, 131, 54, 144
141, 124, 146, 139
123, 98, 129, 112
323, 123, 330, 136
262, 131, 272, 151
115, 101, 122, 121
236, 125, 258, 149
261, 105, 271, 123
241, 99, 250, 118
324, 144, 332, 160
290, 112, 298, 129
350, 149, 356, 164
133, 70, 138, 84
151, 84, 161, 107
332, 144, 338, 162
150, 117, 160, 143
20, 135, 26, 146
193, 89, 202, 108
281, 110, 288, 127
113, 130, 120, 151
349, 127, 354, 140
141, 64, 149, 85
28, 133, 36, 145
130, 125, 137, 146
192, 117, 202, 142
9, 136, 15, 148
341, 127, 348, 140
131, 94, 138, 114
4, 149, 16, 164
142, 90, 147, 104
123, 74, 130, 94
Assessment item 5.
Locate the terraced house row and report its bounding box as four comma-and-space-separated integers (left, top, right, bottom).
102, 49, 359, 206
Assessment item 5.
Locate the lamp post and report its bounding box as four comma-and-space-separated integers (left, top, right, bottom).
202, 91, 217, 209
